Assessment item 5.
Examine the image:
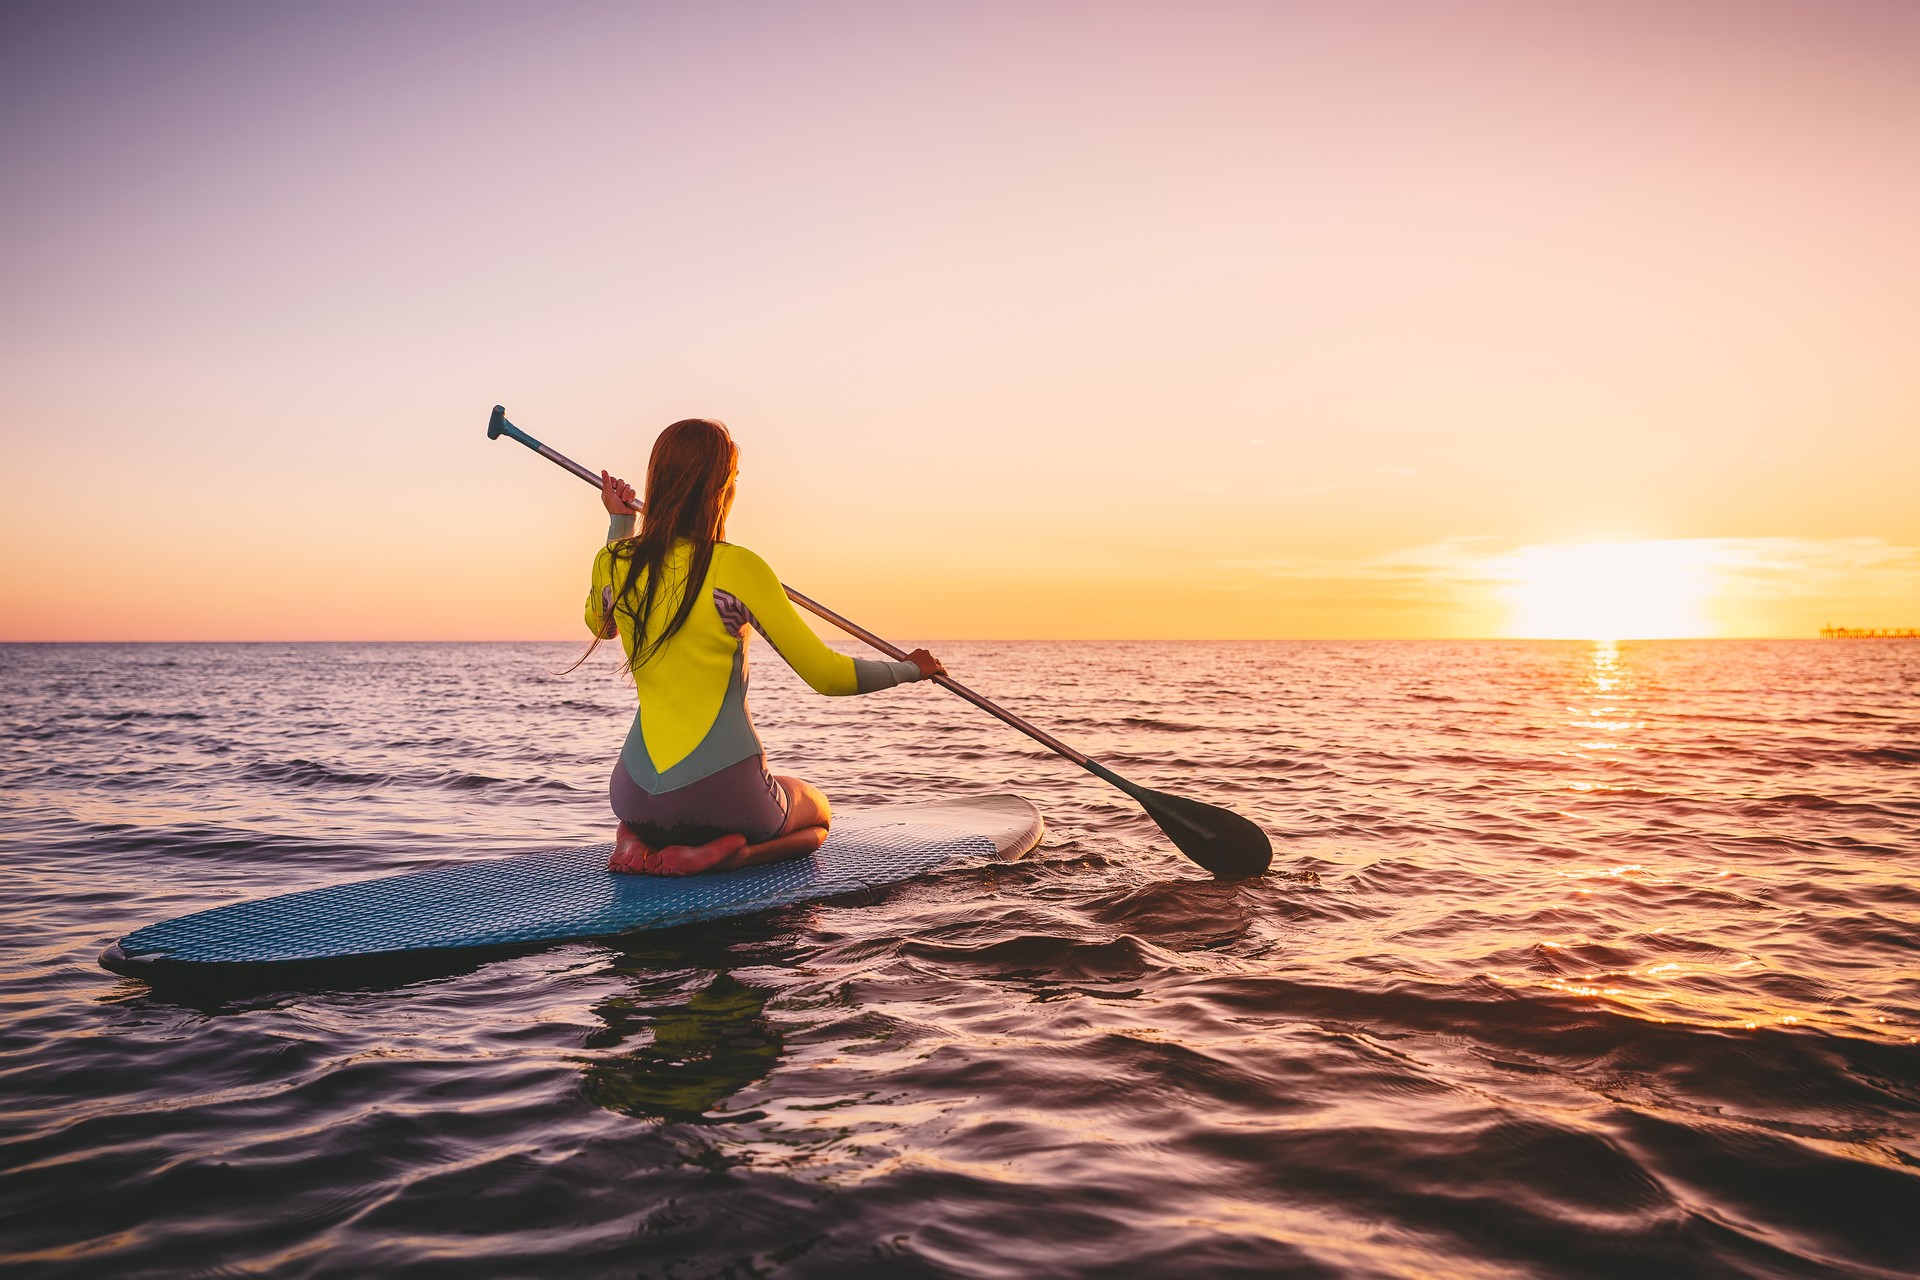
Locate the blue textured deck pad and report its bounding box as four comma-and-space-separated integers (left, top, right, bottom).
117, 812, 1004, 968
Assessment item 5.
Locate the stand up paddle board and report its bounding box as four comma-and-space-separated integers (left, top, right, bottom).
101, 794, 1043, 979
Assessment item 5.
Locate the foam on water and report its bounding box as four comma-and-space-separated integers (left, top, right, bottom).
1, 639, 1916, 1277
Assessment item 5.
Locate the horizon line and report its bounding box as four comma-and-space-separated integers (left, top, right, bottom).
0, 634, 1850, 645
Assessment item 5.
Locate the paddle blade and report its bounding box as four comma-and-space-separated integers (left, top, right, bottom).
1137, 786, 1273, 877
1083, 761, 1271, 876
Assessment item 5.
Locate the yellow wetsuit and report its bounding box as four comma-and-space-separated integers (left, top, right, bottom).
586, 514, 923, 825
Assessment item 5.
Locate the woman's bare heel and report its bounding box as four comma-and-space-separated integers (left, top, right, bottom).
608, 822, 654, 873
734, 824, 827, 868
610, 824, 750, 876
649, 832, 749, 876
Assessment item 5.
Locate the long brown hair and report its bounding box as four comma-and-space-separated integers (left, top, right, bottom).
587, 418, 739, 673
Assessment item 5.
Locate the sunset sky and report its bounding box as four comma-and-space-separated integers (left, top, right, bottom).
3, 0, 1916, 641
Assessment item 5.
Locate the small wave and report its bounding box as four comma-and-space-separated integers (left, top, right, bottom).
242, 758, 389, 788
1737, 792, 1920, 819
428, 770, 578, 795
234, 758, 579, 796
1839, 745, 1920, 767
902, 932, 1180, 981
96, 709, 209, 723
53, 819, 366, 866
1116, 716, 1207, 733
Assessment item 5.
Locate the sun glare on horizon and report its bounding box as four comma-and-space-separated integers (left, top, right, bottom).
1497, 541, 1723, 640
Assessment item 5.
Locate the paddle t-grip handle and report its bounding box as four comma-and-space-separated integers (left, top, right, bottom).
488, 405, 604, 489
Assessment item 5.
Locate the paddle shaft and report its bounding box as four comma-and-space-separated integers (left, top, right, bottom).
488, 410, 1093, 769
781, 584, 1091, 766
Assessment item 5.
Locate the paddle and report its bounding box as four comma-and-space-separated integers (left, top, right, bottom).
487, 406, 1273, 877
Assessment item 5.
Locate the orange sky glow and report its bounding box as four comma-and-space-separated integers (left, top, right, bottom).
2, 1, 1916, 641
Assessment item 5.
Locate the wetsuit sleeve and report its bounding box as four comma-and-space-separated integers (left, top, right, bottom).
585, 545, 617, 638
585, 519, 637, 636
722, 547, 924, 695
854, 656, 929, 692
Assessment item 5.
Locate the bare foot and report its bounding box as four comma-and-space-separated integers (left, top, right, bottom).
733, 824, 828, 867
646, 832, 749, 876
607, 822, 825, 877
608, 822, 654, 873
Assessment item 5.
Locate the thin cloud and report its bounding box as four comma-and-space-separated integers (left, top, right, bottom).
1218, 536, 1920, 636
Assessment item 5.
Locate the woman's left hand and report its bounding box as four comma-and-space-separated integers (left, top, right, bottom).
601, 470, 640, 516
905, 648, 947, 680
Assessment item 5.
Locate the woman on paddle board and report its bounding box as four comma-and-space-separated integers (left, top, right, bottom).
585, 418, 944, 876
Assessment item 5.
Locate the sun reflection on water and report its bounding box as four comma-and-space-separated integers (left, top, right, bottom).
1522, 640, 1850, 1037
1560, 640, 1647, 760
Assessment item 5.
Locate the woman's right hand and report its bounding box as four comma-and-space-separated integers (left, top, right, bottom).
906, 648, 946, 680
601, 470, 640, 516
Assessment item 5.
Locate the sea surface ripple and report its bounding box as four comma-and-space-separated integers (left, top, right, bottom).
1, 639, 1916, 1278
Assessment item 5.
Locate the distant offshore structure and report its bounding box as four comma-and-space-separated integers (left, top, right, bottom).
1820, 625, 1920, 639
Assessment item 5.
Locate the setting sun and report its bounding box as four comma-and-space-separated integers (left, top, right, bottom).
1496, 541, 1723, 639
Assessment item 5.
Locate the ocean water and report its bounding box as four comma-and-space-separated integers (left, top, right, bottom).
1, 638, 1916, 1278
